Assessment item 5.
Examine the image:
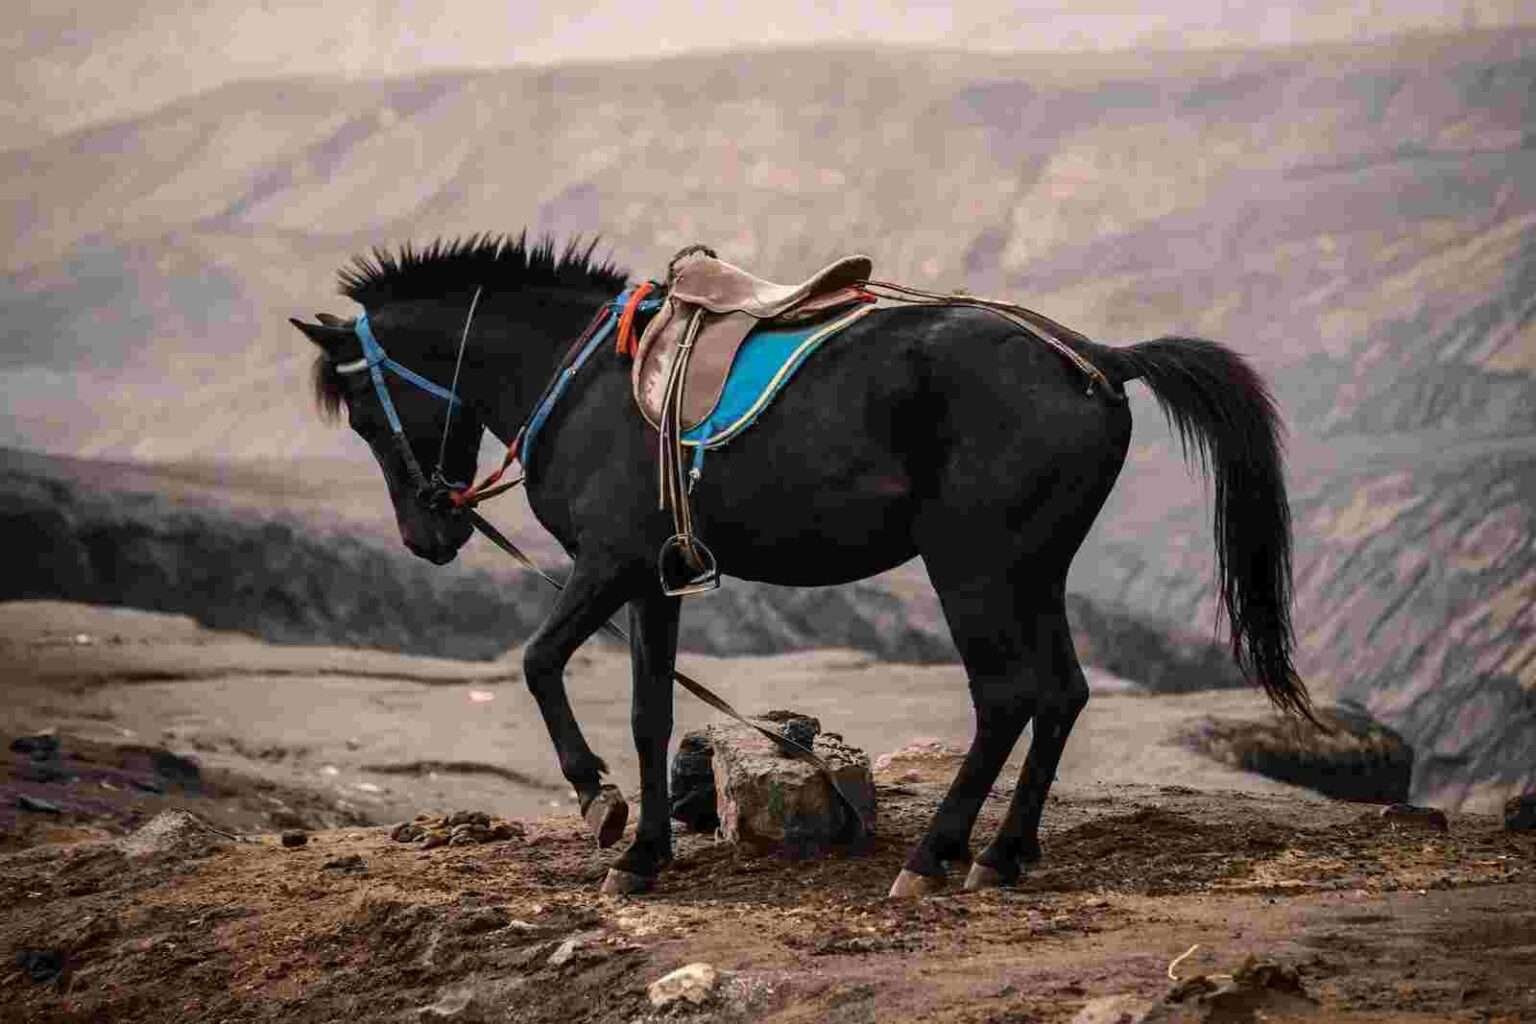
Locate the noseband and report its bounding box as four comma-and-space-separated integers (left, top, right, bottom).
334, 308, 471, 509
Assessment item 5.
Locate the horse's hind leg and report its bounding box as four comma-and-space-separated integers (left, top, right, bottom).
889, 564, 1047, 898
966, 609, 1088, 890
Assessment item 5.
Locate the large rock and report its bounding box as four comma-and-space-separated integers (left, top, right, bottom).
671, 712, 875, 854
1184, 702, 1413, 804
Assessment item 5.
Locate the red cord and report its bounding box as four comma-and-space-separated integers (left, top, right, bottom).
615, 281, 656, 358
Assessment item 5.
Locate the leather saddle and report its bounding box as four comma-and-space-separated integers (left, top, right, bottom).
633, 249, 873, 430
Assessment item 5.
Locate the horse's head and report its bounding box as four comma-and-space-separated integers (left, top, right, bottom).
291, 308, 480, 564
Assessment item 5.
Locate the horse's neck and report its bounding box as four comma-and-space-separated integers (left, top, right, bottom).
471, 292, 612, 445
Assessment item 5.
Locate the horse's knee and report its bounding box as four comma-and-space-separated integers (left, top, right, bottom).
522, 639, 564, 690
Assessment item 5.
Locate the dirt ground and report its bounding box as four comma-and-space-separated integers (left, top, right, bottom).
3, 601, 1534, 1023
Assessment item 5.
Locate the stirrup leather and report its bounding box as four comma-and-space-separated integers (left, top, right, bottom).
656, 309, 718, 597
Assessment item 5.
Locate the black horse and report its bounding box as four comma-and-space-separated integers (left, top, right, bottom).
289, 234, 1309, 897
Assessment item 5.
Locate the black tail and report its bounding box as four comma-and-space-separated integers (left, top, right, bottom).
1097, 337, 1313, 719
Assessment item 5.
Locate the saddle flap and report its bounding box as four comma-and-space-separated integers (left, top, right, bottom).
633, 301, 755, 430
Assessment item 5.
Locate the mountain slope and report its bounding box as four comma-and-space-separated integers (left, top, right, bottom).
3, 30, 1532, 809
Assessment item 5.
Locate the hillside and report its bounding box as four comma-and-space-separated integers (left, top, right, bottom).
2, 29, 1532, 809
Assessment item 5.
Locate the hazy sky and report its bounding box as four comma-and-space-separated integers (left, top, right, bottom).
6, 0, 1530, 144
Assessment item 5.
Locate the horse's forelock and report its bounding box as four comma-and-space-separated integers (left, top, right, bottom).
312, 354, 344, 422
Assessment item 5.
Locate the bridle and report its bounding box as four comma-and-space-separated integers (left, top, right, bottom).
334, 292, 482, 512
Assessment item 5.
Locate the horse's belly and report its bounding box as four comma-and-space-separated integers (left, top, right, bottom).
699, 481, 919, 586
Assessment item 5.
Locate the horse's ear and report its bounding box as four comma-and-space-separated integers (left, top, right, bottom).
289, 317, 349, 355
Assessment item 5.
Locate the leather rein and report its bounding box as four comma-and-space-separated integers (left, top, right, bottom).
330, 290, 876, 838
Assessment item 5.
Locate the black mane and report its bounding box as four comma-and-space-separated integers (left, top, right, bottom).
339, 233, 627, 308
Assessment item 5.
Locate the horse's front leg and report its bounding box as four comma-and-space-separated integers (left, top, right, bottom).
522, 559, 635, 848
602, 592, 680, 895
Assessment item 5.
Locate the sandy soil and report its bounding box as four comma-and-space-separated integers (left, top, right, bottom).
3, 601, 1534, 1022
1, 602, 1306, 828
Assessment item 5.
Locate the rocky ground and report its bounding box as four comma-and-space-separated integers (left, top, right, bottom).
3, 769, 1533, 1023
3, 600, 1535, 1022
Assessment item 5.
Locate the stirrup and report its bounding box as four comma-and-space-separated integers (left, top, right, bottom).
658, 534, 719, 597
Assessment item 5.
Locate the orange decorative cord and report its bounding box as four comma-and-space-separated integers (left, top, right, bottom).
449, 431, 523, 508
615, 280, 656, 358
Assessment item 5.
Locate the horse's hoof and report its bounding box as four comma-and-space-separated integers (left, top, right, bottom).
584, 786, 628, 849
887, 868, 944, 899
600, 868, 655, 895
963, 862, 1013, 891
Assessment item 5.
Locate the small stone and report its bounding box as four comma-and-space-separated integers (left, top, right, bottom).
648, 962, 720, 1008
280, 830, 309, 848
420, 831, 449, 850
116, 809, 231, 859
1071, 994, 1153, 1024
10, 733, 60, 759
1504, 794, 1536, 832
488, 822, 522, 842
1379, 804, 1449, 832
548, 937, 581, 966
15, 948, 64, 984
17, 794, 63, 815
445, 810, 490, 828
391, 821, 425, 843
321, 854, 366, 872
450, 823, 491, 841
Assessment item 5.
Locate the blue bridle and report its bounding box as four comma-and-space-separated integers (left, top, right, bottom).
335, 310, 466, 496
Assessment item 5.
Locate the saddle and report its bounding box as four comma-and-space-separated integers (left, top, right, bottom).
633, 249, 873, 429
631, 246, 874, 596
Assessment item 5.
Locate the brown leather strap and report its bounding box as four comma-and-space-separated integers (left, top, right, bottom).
862, 280, 1123, 401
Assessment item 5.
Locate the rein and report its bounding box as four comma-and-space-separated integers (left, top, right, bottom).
332, 291, 875, 838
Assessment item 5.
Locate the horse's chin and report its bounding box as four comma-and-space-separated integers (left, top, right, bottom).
418, 545, 459, 566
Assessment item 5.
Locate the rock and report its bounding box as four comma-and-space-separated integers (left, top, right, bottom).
450, 823, 492, 843
872, 739, 966, 782
445, 810, 490, 828
10, 733, 60, 759
670, 731, 721, 833
707, 716, 875, 854
391, 821, 425, 843
321, 854, 366, 873
488, 822, 523, 841
449, 907, 511, 936
17, 794, 63, 815
758, 709, 821, 750
15, 948, 64, 984
420, 830, 450, 850
1184, 703, 1413, 804
116, 810, 233, 859
1505, 794, 1536, 832
280, 830, 309, 848
1141, 956, 1313, 1023
1072, 994, 1154, 1024
143, 747, 201, 789
648, 962, 721, 1008
1379, 803, 1449, 832
416, 978, 526, 1022
547, 936, 582, 967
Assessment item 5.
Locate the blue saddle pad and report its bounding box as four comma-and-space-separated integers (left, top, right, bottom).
681, 304, 874, 449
